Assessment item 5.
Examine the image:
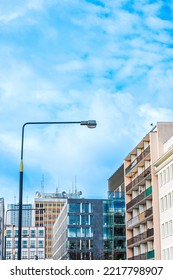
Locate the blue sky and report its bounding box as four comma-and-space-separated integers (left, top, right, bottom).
0, 0, 173, 205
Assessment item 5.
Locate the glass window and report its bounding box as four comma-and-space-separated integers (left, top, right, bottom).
38, 240, 44, 248
90, 215, 93, 225
30, 230, 35, 238
68, 227, 76, 237
30, 251, 35, 259
22, 240, 28, 248
81, 215, 85, 225
85, 203, 89, 213
38, 251, 44, 259
15, 240, 18, 248
22, 251, 28, 259
68, 240, 76, 250
81, 228, 85, 237
69, 203, 80, 213
6, 230, 11, 238
6, 240, 11, 248
22, 229, 28, 237
76, 228, 80, 237
15, 230, 18, 237
38, 229, 44, 238
86, 215, 89, 225
159, 173, 162, 187
68, 215, 77, 225
86, 227, 90, 237
30, 240, 35, 248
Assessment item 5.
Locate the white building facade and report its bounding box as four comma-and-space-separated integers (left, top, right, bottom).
5, 225, 45, 260
154, 136, 173, 259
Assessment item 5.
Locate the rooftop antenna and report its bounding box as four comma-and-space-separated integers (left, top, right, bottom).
74, 176, 77, 194
14, 195, 16, 204
41, 174, 45, 193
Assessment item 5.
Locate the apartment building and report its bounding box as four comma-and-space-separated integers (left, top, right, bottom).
124, 122, 173, 260
154, 136, 173, 259
5, 225, 45, 260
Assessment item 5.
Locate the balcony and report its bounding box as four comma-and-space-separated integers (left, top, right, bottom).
127, 207, 153, 229
125, 146, 150, 175
126, 186, 152, 211
128, 249, 155, 260
127, 228, 154, 247
126, 166, 151, 193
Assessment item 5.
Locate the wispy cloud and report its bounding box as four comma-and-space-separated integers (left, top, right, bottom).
0, 0, 173, 203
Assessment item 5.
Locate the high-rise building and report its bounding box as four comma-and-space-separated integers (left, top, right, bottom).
0, 198, 5, 260
34, 190, 81, 259
124, 122, 173, 260
7, 204, 33, 226
154, 135, 173, 259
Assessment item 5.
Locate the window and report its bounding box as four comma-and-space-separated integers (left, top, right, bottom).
166, 167, 170, 183
22, 240, 28, 249
6, 230, 11, 238
68, 227, 76, 237
68, 215, 77, 225
163, 170, 166, 185
30, 230, 35, 238
38, 251, 44, 259
159, 173, 162, 187
38, 240, 44, 248
69, 203, 80, 213
6, 241, 11, 249
164, 196, 168, 211
22, 229, 28, 237
168, 193, 171, 208
22, 251, 28, 259
38, 229, 44, 238
30, 240, 35, 248
169, 220, 173, 236
30, 251, 35, 259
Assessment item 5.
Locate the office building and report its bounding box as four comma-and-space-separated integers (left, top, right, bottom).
124, 122, 173, 260
5, 225, 45, 260
7, 204, 33, 226
53, 196, 126, 260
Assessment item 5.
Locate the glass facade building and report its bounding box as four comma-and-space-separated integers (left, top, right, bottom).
53, 195, 126, 260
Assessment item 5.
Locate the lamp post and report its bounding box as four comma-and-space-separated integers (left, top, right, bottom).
18, 120, 97, 260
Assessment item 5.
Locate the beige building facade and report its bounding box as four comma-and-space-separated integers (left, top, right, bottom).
124, 122, 173, 260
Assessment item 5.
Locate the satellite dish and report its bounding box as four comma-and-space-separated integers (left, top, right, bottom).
35, 191, 41, 198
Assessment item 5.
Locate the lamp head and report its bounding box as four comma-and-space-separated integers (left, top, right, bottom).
80, 120, 97, 128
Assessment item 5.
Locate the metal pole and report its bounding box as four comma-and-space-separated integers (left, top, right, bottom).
18, 121, 97, 259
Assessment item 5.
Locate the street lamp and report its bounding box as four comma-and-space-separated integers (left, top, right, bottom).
18, 120, 97, 260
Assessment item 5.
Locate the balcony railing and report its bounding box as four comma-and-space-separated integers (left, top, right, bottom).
126, 166, 151, 193
127, 207, 153, 228
126, 186, 152, 210
125, 146, 150, 175
127, 228, 154, 246
128, 249, 155, 260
